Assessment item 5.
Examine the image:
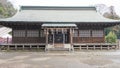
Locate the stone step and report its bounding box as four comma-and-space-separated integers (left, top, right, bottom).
54, 44, 64, 48
48, 48, 70, 51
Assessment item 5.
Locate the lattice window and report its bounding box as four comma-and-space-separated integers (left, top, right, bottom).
74, 30, 78, 37
13, 30, 25, 37
27, 30, 39, 37
92, 30, 103, 37
40, 30, 45, 37
79, 30, 91, 37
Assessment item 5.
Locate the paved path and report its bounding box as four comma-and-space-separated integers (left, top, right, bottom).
0, 51, 120, 68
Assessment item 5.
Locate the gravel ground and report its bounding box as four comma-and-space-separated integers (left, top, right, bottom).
0, 50, 120, 68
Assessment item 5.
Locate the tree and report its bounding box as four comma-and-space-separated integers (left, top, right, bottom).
105, 25, 120, 39
0, 0, 17, 18
105, 31, 117, 43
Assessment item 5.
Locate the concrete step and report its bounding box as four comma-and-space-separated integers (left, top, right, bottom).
48, 48, 70, 51
54, 44, 64, 48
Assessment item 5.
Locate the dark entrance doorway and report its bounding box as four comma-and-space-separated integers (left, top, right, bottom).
48, 29, 70, 44
54, 32, 63, 43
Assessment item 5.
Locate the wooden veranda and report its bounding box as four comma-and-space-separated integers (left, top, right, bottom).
0, 43, 119, 51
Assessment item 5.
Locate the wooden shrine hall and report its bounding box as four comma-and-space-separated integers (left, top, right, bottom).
0, 6, 120, 51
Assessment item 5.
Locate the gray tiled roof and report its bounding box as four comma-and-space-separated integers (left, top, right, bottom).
0, 6, 120, 23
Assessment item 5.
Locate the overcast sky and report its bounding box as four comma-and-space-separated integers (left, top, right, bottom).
8, 0, 120, 16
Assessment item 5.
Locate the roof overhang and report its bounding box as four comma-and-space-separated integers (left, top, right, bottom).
42, 23, 77, 28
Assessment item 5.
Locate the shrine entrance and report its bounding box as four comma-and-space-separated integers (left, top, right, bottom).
48, 29, 70, 44
54, 32, 63, 43
42, 24, 77, 48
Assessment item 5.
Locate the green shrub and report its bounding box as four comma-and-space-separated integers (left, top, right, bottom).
0, 7, 4, 13
105, 31, 117, 43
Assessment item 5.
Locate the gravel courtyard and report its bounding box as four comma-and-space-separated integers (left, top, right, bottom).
0, 50, 120, 68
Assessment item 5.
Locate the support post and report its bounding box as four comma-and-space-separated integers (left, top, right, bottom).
62, 28, 65, 45
52, 29, 54, 47
37, 45, 39, 51
93, 45, 95, 50
70, 28, 73, 45
46, 29, 48, 45
79, 45, 81, 50
107, 45, 109, 50
45, 28, 48, 51
118, 40, 120, 49
100, 45, 102, 50
15, 45, 17, 50
30, 45, 32, 49
70, 28, 74, 51
7, 45, 10, 51
87, 45, 88, 50
23, 45, 24, 50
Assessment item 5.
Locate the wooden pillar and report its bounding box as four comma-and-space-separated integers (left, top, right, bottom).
115, 45, 117, 50
79, 45, 81, 50
38, 45, 40, 51
107, 45, 110, 50
62, 28, 65, 44
87, 45, 88, 50
91, 29, 93, 43
70, 28, 73, 46
117, 40, 119, 49
23, 45, 25, 50
103, 29, 105, 43
70, 28, 72, 45
93, 45, 95, 50
100, 45, 102, 50
15, 45, 17, 50
46, 28, 48, 45
73, 29, 75, 43
7, 37, 9, 44
52, 29, 54, 46
12, 28, 14, 43
30, 45, 32, 50
25, 24, 27, 43
78, 30, 79, 43
7, 45, 10, 51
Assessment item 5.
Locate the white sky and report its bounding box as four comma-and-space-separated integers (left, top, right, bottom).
8, 0, 120, 16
